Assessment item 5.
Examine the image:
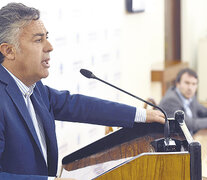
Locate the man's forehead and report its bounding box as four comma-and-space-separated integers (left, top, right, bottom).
181, 73, 198, 81
22, 20, 47, 36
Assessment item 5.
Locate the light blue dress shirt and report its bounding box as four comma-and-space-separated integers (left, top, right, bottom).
176, 88, 193, 118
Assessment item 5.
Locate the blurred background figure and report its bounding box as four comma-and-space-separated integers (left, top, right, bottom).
159, 68, 207, 135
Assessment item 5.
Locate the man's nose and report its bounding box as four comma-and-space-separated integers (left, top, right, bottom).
44, 40, 53, 53
188, 84, 196, 91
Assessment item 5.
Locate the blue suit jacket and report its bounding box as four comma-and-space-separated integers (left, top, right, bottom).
0, 64, 136, 179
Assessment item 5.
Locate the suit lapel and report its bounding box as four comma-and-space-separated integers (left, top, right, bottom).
31, 87, 58, 173
190, 98, 196, 118
31, 91, 57, 145
0, 65, 45, 161
5, 82, 45, 157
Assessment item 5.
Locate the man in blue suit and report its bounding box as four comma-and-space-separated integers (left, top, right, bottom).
0, 2, 165, 180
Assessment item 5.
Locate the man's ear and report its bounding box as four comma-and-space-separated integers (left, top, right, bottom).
0, 43, 16, 60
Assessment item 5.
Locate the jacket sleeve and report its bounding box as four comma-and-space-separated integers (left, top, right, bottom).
192, 100, 207, 133
196, 101, 207, 117
41, 84, 136, 128
0, 172, 48, 180
193, 117, 207, 133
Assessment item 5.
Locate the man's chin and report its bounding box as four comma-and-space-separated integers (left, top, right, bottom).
185, 95, 193, 99
41, 71, 49, 79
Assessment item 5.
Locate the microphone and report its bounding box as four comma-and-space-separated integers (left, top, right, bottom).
80, 69, 166, 117
80, 69, 174, 150
174, 110, 193, 143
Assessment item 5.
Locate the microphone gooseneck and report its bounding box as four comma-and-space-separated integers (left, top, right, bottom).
80, 68, 170, 141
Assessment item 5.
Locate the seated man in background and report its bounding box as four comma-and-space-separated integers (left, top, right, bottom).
159, 68, 207, 135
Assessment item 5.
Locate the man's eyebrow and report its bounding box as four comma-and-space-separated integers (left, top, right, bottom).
32, 32, 49, 37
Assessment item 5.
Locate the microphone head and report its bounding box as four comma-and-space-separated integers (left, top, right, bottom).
80, 69, 96, 79
174, 110, 185, 123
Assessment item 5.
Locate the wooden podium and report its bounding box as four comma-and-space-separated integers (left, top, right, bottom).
61, 121, 201, 180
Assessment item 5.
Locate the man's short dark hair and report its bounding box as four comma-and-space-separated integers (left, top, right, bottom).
175, 68, 198, 83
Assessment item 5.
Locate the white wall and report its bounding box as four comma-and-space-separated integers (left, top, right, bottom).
181, 0, 207, 69
120, 0, 165, 106
181, 0, 207, 105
